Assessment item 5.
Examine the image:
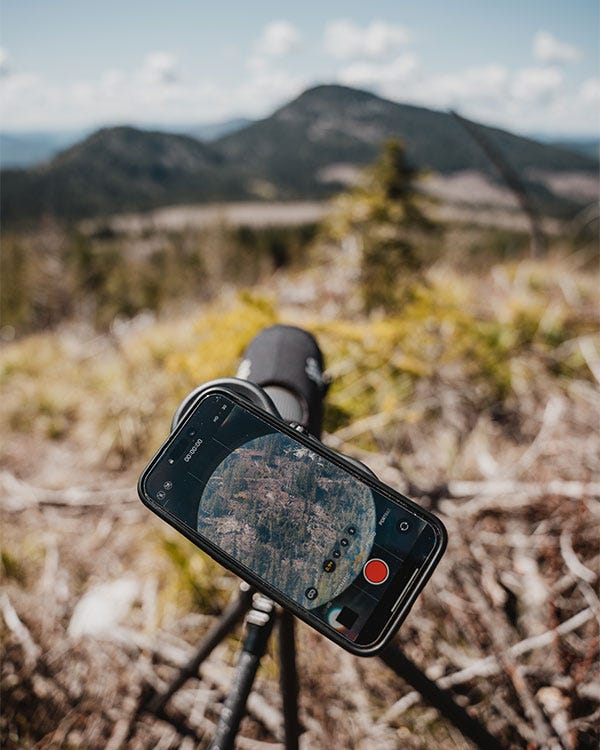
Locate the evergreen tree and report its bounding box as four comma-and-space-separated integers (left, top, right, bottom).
327, 139, 437, 312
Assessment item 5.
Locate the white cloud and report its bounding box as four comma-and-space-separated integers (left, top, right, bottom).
423, 65, 509, 107
140, 51, 179, 85
333, 55, 595, 136
580, 77, 600, 104
511, 66, 563, 102
99, 69, 126, 96
254, 21, 301, 58
338, 53, 418, 91
0, 69, 40, 102
0, 47, 12, 78
236, 67, 306, 113
0, 25, 595, 137
533, 31, 581, 64
325, 19, 410, 60
243, 22, 305, 108
338, 62, 511, 119
0, 44, 308, 131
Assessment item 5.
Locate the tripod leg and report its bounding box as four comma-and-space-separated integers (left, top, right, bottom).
146, 584, 253, 714
209, 595, 276, 750
278, 611, 301, 750
380, 644, 503, 750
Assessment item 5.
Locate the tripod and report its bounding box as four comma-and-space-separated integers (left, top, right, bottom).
140, 325, 502, 750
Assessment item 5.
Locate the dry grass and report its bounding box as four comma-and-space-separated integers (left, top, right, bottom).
1, 238, 599, 748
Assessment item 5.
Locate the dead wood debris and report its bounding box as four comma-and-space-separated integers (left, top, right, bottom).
1, 371, 599, 749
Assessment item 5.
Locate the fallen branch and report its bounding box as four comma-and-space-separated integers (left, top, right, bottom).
0, 471, 137, 511
559, 530, 597, 584
578, 335, 600, 385
133, 630, 285, 741
494, 691, 538, 745
494, 396, 565, 481
446, 479, 600, 499
460, 574, 556, 746
327, 411, 397, 444
577, 582, 600, 628
439, 480, 600, 517
439, 607, 593, 689
377, 691, 420, 723
0, 593, 41, 667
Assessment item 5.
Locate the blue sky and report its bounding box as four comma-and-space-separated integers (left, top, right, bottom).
1, 0, 598, 136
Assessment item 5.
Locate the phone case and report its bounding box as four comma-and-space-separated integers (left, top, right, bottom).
138, 387, 447, 656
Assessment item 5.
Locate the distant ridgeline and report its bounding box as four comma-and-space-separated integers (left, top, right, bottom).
1, 84, 597, 226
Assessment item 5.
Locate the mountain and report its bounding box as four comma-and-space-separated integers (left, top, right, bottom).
0, 119, 254, 169
184, 117, 254, 142
527, 133, 600, 160
214, 85, 596, 204
547, 138, 599, 161
1, 127, 250, 224
2, 85, 597, 225
0, 129, 87, 168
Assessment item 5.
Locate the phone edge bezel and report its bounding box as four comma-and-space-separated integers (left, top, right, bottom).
137, 386, 448, 657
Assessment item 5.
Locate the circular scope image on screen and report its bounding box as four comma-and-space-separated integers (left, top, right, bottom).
198, 432, 377, 608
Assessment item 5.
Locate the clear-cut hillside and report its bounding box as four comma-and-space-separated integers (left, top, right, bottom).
214, 84, 597, 212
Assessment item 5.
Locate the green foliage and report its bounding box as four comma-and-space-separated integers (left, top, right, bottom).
1, 223, 314, 336
0, 293, 279, 470
233, 223, 318, 271
0, 231, 77, 331
67, 230, 211, 329
310, 265, 597, 446
0, 236, 28, 328
166, 292, 278, 391
1, 126, 248, 225
327, 139, 439, 313
361, 236, 421, 311
1, 549, 26, 584
160, 535, 230, 614
370, 139, 422, 206
1, 247, 595, 470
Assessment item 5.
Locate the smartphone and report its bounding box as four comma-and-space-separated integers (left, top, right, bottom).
138, 388, 447, 656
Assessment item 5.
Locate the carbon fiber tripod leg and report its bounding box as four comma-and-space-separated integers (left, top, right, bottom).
145, 584, 253, 714
209, 595, 276, 750
278, 610, 301, 750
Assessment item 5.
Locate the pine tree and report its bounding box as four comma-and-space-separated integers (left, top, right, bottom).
327, 139, 437, 312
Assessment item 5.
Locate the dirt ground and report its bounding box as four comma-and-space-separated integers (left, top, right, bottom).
1, 240, 599, 749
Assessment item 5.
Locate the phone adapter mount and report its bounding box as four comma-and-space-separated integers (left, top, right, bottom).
171, 377, 280, 432
138, 325, 502, 750
172, 324, 328, 431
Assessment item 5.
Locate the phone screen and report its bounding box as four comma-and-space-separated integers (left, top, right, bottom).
142, 392, 441, 647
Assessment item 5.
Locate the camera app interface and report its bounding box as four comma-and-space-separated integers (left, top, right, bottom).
145, 394, 435, 644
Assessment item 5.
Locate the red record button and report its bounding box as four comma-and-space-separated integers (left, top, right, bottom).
363, 558, 389, 585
